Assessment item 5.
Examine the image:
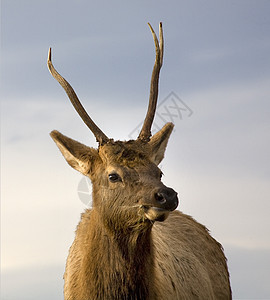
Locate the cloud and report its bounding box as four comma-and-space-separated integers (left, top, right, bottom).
1, 264, 64, 300
227, 246, 270, 299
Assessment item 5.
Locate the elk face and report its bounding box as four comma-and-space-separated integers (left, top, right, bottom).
50, 122, 178, 231
48, 23, 178, 230
97, 129, 178, 227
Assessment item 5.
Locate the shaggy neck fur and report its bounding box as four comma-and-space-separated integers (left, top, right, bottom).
79, 209, 155, 300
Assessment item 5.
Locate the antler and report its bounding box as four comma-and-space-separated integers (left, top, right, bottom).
47, 48, 109, 145
138, 22, 164, 142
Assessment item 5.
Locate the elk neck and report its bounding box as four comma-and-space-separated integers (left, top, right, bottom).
81, 208, 155, 299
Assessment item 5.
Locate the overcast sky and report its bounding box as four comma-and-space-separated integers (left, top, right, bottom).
1, 1, 270, 299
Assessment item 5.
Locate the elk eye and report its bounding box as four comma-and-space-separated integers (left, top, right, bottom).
108, 173, 121, 183
159, 171, 163, 180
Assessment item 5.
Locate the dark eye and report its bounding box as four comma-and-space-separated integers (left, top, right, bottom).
159, 171, 163, 180
108, 173, 122, 183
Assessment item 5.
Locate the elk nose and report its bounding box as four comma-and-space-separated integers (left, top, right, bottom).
154, 188, 178, 211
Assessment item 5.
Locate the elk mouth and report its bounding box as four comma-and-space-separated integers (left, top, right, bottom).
142, 206, 170, 222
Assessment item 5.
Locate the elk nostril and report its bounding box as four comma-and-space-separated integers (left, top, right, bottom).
155, 192, 166, 204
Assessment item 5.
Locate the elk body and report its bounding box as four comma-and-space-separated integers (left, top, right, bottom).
48, 23, 231, 300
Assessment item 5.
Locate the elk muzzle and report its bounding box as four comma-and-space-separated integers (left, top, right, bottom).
143, 187, 178, 222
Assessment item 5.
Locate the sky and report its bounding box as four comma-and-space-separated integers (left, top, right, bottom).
1, 0, 270, 299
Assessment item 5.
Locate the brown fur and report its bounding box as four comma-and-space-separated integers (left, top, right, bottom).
50, 127, 232, 300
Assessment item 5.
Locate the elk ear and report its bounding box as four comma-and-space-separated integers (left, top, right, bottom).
148, 123, 174, 165
50, 130, 99, 175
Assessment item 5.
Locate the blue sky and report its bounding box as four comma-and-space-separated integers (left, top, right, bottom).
1, 1, 270, 299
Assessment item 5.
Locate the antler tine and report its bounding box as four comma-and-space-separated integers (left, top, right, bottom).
138, 22, 164, 142
47, 48, 109, 145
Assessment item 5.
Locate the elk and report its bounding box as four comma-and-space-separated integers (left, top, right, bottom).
48, 23, 232, 300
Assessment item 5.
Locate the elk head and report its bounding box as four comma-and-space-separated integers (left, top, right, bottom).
48, 23, 178, 232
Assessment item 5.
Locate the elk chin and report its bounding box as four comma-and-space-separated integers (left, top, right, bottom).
143, 207, 170, 222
